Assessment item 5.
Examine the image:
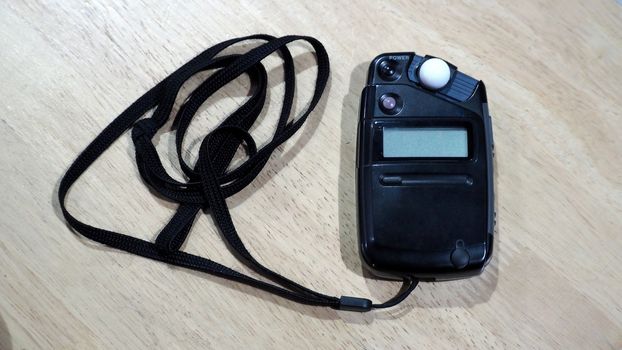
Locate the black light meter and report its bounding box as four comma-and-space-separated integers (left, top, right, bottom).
357, 53, 495, 281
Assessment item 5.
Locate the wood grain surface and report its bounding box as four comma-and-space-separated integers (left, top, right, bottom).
1, 0, 621, 349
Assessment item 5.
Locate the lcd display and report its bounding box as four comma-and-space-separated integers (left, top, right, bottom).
383, 127, 468, 157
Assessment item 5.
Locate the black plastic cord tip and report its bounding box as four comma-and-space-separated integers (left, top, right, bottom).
338, 296, 372, 312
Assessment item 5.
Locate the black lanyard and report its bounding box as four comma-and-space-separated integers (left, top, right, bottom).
58, 35, 418, 312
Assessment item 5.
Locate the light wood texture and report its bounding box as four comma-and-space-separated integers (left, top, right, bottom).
1, 1, 621, 349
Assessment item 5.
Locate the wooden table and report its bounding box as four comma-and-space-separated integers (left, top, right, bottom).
1, 1, 621, 349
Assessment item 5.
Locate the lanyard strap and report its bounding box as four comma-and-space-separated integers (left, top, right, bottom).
58, 35, 418, 312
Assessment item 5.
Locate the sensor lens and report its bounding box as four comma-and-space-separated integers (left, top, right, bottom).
381, 96, 397, 110
379, 93, 403, 115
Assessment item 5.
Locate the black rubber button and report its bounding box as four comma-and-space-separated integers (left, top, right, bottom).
450, 248, 470, 269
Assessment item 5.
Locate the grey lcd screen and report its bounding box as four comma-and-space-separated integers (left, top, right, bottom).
383, 127, 468, 157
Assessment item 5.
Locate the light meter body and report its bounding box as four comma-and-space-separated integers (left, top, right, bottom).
357, 52, 495, 281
